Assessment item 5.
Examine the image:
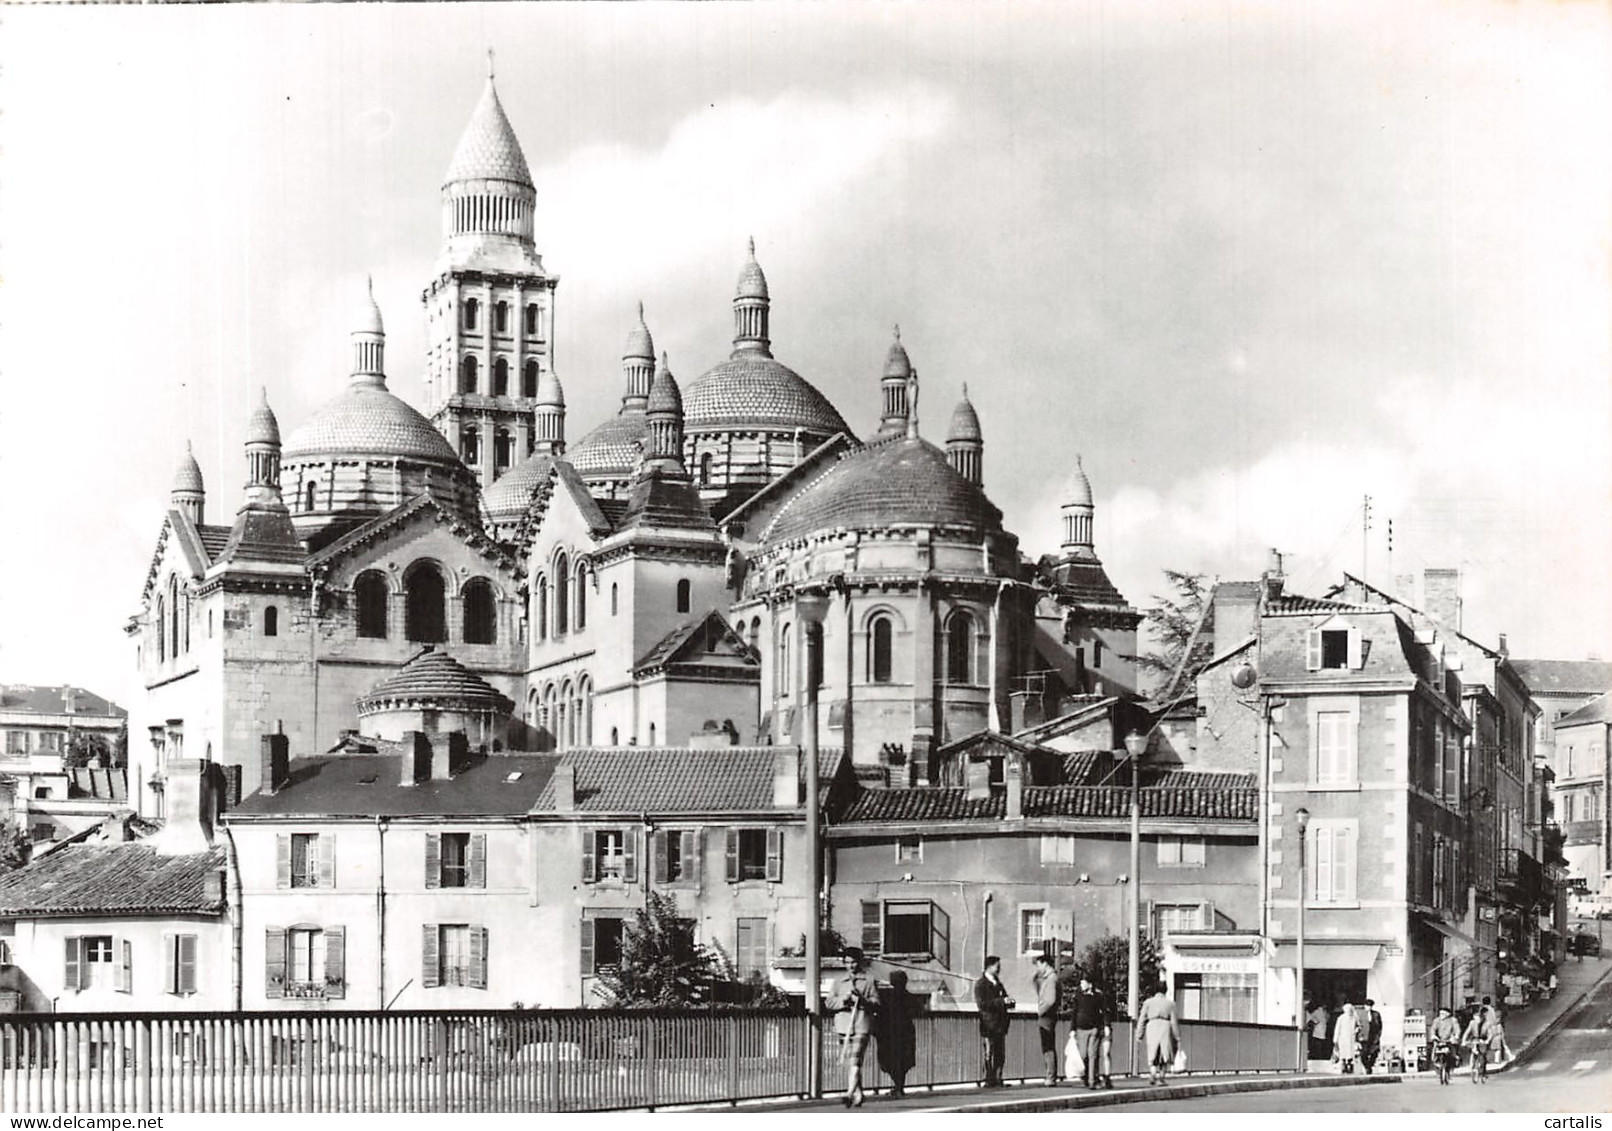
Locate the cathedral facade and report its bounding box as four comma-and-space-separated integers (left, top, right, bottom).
127, 68, 1139, 813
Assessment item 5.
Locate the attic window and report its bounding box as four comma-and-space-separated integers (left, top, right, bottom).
1306, 619, 1363, 672
1320, 631, 1348, 669
505, 772, 523, 782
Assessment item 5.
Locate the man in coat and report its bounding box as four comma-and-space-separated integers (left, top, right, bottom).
1070, 975, 1112, 1089
1357, 998, 1383, 1074
974, 955, 1014, 1087
829, 948, 881, 1107
1030, 953, 1061, 1085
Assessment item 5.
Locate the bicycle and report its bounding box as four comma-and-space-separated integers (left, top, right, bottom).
1469, 1041, 1489, 1084
1432, 1041, 1455, 1086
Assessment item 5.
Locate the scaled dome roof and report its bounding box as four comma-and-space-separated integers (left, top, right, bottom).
444, 77, 532, 188
1064, 457, 1094, 508
358, 646, 514, 716
283, 385, 463, 466
762, 435, 1003, 546
246, 389, 281, 446
948, 390, 982, 442
567, 412, 648, 479
684, 353, 849, 436
483, 452, 556, 522
172, 445, 205, 494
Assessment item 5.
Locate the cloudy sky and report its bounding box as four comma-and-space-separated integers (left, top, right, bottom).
2, 1, 1608, 705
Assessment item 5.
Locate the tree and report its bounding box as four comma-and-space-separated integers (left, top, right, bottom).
64, 732, 111, 769
1127, 570, 1215, 700
595, 891, 721, 1008
1058, 932, 1161, 1018
0, 825, 31, 873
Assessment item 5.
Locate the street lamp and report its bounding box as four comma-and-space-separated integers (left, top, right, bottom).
795, 590, 830, 1100
1124, 729, 1150, 1035
1295, 806, 1310, 1073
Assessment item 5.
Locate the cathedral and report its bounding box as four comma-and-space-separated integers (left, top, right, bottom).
128, 68, 1140, 813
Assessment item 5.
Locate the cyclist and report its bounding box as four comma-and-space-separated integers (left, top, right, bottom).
1429, 1007, 1461, 1086
1460, 1005, 1491, 1083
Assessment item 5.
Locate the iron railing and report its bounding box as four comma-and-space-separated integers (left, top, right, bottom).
0, 1008, 1300, 1113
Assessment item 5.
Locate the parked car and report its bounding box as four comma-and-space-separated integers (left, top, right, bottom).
1571, 893, 1612, 920
1571, 931, 1601, 957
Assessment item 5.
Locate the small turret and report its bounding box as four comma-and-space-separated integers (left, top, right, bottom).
245, 387, 283, 502
732, 237, 772, 357
878, 325, 914, 437
946, 384, 983, 486
1060, 456, 1096, 556
534, 369, 566, 455
171, 442, 206, 526
645, 353, 685, 471
351, 275, 386, 387
621, 303, 655, 412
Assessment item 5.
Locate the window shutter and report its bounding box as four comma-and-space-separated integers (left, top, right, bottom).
425, 833, 442, 889
264, 928, 286, 999
318, 835, 336, 889
930, 902, 951, 968
1200, 902, 1216, 930
178, 934, 197, 995
580, 918, 596, 976
469, 834, 487, 889
324, 927, 345, 1000
276, 834, 291, 889
1337, 827, 1354, 902
1313, 829, 1331, 902
116, 939, 132, 993
765, 828, 784, 882
582, 832, 596, 883
164, 934, 179, 995
653, 832, 670, 885
861, 901, 883, 956
64, 937, 82, 992
684, 831, 701, 885
725, 830, 740, 883
1306, 629, 1322, 672
422, 925, 441, 989
623, 828, 638, 884
1145, 901, 1157, 939
1347, 629, 1364, 670
470, 926, 489, 990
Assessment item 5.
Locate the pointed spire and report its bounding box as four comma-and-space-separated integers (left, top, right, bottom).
534, 369, 566, 455
243, 387, 284, 502
1060, 455, 1096, 554
620, 303, 656, 412
646, 352, 686, 468
487, 46, 495, 81
879, 323, 915, 437
444, 68, 532, 188
947, 385, 983, 486
246, 385, 281, 447
732, 238, 772, 356
171, 441, 206, 526
351, 275, 387, 385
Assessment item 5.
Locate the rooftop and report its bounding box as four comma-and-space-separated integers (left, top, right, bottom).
0, 685, 125, 719
0, 842, 224, 918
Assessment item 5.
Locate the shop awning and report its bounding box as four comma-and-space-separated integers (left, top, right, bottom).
1270, 942, 1383, 970
1421, 917, 1494, 951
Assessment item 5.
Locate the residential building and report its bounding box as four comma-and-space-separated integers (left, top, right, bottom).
1513, 661, 1612, 894
1551, 693, 1609, 894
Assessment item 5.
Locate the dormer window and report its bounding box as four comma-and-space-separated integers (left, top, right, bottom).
1320, 630, 1348, 669
1306, 617, 1363, 671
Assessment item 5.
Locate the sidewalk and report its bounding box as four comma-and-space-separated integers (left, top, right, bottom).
1492, 952, 1612, 1071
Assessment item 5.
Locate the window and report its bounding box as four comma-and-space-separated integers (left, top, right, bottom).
4, 731, 26, 754
1157, 837, 1206, 867
1153, 903, 1206, 936
654, 830, 701, 883
405, 564, 447, 642
495, 430, 512, 469
699, 452, 714, 486
423, 924, 488, 989
869, 616, 894, 684
493, 358, 509, 397
779, 624, 792, 697
523, 359, 538, 399
463, 579, 497, 645
735, 918, 769, 982
1040, 834, 1076, 865
64, 936, 122, 992
1587, 791, 1600, 823
895, 836, 922, 863
1092, 639, 1103, 669
1320, 630, 1348, 669
460, 355, 479, 394
427, 832, 486, 889
355, 571, 389, 639
676, 579, 691, 614
164, 933, 198, 996
1311, 821, 1357, 903
1177, 972, 1258, 1023
555, 554, 570, 635
462, 429, 480, 465
536, 575, 548, 639
494, 301, 509, 334
610, 583, 619, 617
1313, 707, 1357, 787
1021, 907, 1047, 955
1306, 619, 1362, 671
264, 605, 278, 637
581, 917, 625, 975
463, 298, 479, 331
575, 565, 588, 630
861, 900, 950, 965
304, 480, 319, 513
525, 304, 539, 336
285, 833, 331, 889
289, 929, 325, 990
726, 828, 781, 882
583, 828, 638, 883
945, 613, 975, 684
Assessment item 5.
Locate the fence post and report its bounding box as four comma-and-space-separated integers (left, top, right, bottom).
727, 1013, 740, 1101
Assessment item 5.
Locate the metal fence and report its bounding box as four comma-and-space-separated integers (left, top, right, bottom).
0, 1009, 1298, 1113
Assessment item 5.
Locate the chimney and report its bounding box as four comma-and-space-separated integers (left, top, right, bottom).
551, 764, 576, 812
1005, 753, 1024, 820
61, 686, 77, 715
1211, 582, 1259, 654
152, 757, 214, 855
429, 732, 464, 781
1423, 568, 1462, 631
400, 731, 431, 786
1262, 548, 1285, 603
773, 747, 801, 808
1010, 690, 1046, 734
259, 733, 290, 795
203, 869, 225, 906
1497, 633, 1509, 657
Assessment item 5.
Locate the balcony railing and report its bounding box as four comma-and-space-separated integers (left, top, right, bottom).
0, 1008, 1301, 1113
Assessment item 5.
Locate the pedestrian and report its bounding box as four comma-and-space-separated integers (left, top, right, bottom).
1305, 1000, 1330, 1060
1069, 974, 1111, 1089
1429, 1006, 1462, 1085
876, 969, 918, 1099
1030, 954, 1061, 1085
1547, 969, 1559, 1000
1331, 1003, 1359, 1074
1482, 996, 1514, 1064
1461, 1002, 1491, 1082
1358, 998, 1382, 1075
1137, 979, 1182, 1086
974, 955, 1014, 1087
829, 948, 881, 1107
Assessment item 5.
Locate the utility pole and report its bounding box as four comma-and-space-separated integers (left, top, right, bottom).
1362, 495, 1373, 582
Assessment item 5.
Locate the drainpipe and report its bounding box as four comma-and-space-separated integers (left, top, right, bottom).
220, 823, 244, 1011
982, 890, 993, 969
377, 817, 389, 1008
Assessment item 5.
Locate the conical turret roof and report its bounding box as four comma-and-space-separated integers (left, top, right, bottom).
884, 326, 912, 379
1064, 456, 1094, 508
246, 387, 281, 446
443, 75, 532, 188
948, 385, 982, 442
736, 236, 769, 300
648, 353, 683, 415
624, 302, 655, 361
358, 646, 514, 715
172, 442, 205, 494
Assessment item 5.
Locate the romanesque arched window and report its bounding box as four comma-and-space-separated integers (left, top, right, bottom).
542, 684, 557, 751
555, 553, 570, 636
610, 583, 619, 617
493, 358, 509, 397
523, 360, 538, 399
356, 571, 389, 639
946, 611, 975, 684
304, 480, 319, 513
460, 355, 479, 395
463, 579, 496, 645
676, 579, 691, 614
463, 298, 479, 331
869, 615, 894, 684
575, 562, 588, 631
779, 624, 792, 697
264, 605, 279, 638
525, 304, 538, 335
749, 617, 761, 655
494, 301, 509, 334
462, 429, 479, 465
405, 563, 447, 643
699, 452, 714, 486
169, 577, 181, 657
556, 680, 572, 750
155, 595, 166, 662
536, 575, 548, 640
495, 430, 512, 470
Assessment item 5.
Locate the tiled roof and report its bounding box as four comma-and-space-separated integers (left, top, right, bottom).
884, 330, 912, 379
530, 747, 841, 814
0, 685, 124, 718
172, 445, 205, 493
309, 493, 515, 577
1511, 660, 1612, 696
568, 411, 647, 480
684, 353, 848, 435
196, 524, 232, 560
838, 775, 1258, 824
483, 453, 556, 522
283, 383, 462, 465
444, 76, 532, 187
231, 751, 561, 818
1046, 556, 1131, 608
216, 503, 306, 568
634, 612, 760, 677
357, 647, 514, 715
617, 469, 717, 534
624, 306, 655, 362
1267, 594, 1372, 614
1063, 458, 1094, 507
763, 435, 1003, 546
247, 392, 281, 445
1559, 692, 1612, 728
947, 392, 982, 442
0, 843, 225, 917
735, 240, 769, 300
647, 357, 683, 415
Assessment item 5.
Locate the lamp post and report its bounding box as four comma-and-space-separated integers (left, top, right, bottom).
1124, 730, 1149, 1034
796, 591, 830, 1100
1296, 806, 1310, 1072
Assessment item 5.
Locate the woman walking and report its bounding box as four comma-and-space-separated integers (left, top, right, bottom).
1331, 1003, 1360, 1074
1137, 981, 1181, 1086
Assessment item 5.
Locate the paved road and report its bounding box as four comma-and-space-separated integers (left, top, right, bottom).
1120, 974, 1612, 1113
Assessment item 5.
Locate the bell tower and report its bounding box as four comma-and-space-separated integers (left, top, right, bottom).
424, 55, 559, 489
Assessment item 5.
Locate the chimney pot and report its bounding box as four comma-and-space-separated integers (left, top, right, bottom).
401, 731, 431, 786
1005, 753, 1024, 820
259, 734, 290, 795
552, 764, 576, 812
773, 748, 801, 808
